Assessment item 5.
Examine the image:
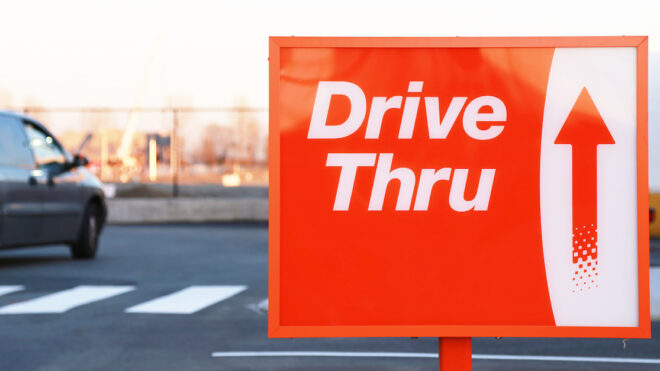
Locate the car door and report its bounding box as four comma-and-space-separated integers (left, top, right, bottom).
0, 114, 46, 247
24, 121, 84, 243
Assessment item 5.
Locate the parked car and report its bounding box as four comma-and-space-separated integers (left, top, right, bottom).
0, 111, 106, 258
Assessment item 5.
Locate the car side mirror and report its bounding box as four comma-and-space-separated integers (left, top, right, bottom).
71, 154, 89, 168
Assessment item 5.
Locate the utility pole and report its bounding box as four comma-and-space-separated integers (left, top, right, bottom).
172, 109, 180, 198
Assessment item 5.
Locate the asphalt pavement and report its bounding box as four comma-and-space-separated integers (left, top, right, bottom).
0, 224, 658, 370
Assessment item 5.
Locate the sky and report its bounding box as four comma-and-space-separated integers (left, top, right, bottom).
0, 0, 659, 184
0, 0, 658, 108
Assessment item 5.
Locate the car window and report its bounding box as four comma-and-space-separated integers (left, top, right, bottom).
0, 115, 35, 168
24, 122, 67, 170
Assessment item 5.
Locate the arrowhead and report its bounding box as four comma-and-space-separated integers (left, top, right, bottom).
554, 88, 615, 146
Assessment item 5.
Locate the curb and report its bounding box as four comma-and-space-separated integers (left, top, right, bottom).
107, 197, 268, 224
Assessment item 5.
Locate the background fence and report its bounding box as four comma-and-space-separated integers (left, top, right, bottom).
12, 106, 269, 196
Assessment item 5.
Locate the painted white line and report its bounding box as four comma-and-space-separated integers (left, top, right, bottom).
0, 285, 135, 314
0, 285, 24, 297
472, 354, 660, 364
210, 352, 660, 364
212, 351, 435, 358
125, 285, 246, 314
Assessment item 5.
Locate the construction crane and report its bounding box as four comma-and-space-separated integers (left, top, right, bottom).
111, 35, 163, 182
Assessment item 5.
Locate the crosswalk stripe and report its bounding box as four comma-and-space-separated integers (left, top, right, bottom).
0, 286, 24, 297
0, 285, 135, 314
125, 285, 246, 314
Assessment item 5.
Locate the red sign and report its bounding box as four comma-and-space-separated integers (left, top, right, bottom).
269, 37, 649, 338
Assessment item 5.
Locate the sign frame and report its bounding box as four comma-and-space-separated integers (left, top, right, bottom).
268, 36, 649, 339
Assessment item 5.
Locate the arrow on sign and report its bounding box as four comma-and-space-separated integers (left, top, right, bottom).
554, 87, 615, 291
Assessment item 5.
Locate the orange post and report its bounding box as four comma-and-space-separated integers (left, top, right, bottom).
439, 337, 472, 371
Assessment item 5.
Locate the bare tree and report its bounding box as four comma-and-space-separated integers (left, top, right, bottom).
23, 96, 49, 124
234, 99, 260, 165
196, 123, 234, 166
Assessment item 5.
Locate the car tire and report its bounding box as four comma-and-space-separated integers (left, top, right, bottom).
70, 203, 100, 259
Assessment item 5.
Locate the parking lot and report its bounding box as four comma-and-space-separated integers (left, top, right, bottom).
0, 224, 658, 370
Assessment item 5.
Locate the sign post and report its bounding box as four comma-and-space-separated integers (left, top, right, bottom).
439, 337, 471, 370
269, 36, 649, 367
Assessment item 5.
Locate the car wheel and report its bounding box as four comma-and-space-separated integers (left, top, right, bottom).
70, 203, 100, 259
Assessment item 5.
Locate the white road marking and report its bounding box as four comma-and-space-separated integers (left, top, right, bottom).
210, 351, 660, 364
471, 354, 660, 364
212, 351, 436, 358
0, 285, 135, 314
247, 298, 268, 315
125, 285, 246, 314
0, 286, 24, 297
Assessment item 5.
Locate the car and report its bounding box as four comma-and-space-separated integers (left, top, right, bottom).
651, 207, 656, 223
0, 111, 106, 259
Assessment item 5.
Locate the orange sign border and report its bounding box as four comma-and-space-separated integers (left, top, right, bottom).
268, 36, 650, 339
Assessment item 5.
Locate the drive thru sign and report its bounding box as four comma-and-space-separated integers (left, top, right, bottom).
269, 37, 649, 339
